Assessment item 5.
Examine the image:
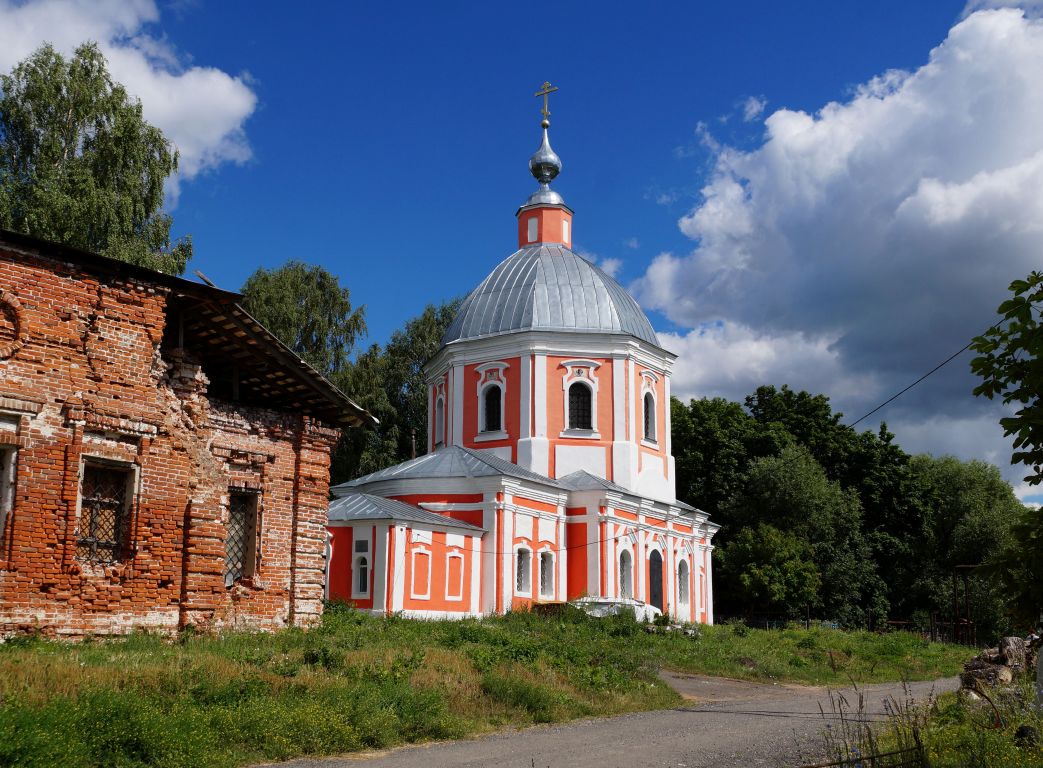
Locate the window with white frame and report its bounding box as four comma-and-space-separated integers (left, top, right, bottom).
77, 460, 134, 566
619, 549, 633, 599
539, 551, 554, 599
0, 447, 16, 542
353, 538, 370, 596
434, 396, 445, 447
446, 552, 464, 600
411, 548, 432, 599
678, 560, 690, 606
568, 382, 592, 430
560, 360, 600, 436
515, 547, 532, 595
475, 363, 508, 438
482, 385, 502, 432
643, 392, 656, 442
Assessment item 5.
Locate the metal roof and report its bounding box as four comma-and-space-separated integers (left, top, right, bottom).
557, 470, 630, 493
329, 492, 484, 532
441, 245, 660, 347
332, 444, 563, 494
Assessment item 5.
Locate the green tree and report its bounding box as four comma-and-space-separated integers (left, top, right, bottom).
715, 523, 820, 619
240, 260, 366, 377
332, 299, 460, 483
980, 505, 1043, 629
724, 445, 888, 627
0, 43, 190, 274
971, 271, 1043, 485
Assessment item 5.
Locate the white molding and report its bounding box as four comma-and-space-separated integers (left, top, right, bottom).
612, 358, 625, 440
410, 546, 432, 600
561, 363, 598, 433
351, 553, 371, 599
627, 360, 636, 443
451, 365, 464, 446
474, 429, 508, 443
476, 362, 509, 437
520, 354, 532, 438
534, 354, 547, 438
445, 552, 464, 601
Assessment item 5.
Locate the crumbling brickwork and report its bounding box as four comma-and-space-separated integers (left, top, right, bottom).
0, 235, 348, 637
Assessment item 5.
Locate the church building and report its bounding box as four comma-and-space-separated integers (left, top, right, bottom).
327, 88, 718, 622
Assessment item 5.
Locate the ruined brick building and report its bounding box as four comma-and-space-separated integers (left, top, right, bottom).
0, 230, 372, 637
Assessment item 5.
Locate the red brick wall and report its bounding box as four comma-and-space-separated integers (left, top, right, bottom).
0, 243, 339, 637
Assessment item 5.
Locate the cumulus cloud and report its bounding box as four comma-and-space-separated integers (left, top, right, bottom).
599, 257, 623, 278
742, 95, 766, 122
636, 8, 1043, 490
0, 0, 256, 197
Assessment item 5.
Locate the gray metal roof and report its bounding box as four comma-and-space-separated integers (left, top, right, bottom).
557, 470, 630, 493
332, 445, 562, 494
441, 245, 660, 346
328, 492, 484, 532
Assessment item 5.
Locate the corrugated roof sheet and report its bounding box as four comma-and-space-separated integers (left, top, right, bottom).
332, 445, 562, 494
329, 492, 484, 531
557, 470, 631, 493
442, 245, 660, 346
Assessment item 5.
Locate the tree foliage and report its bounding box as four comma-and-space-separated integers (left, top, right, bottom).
0, 43, 190, 274
332, 299, 460, 483
241, 260, 366, 377
971, 271, 1043, 485
715, 523, 820, 618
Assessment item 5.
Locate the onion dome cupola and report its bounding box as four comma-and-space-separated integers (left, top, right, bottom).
516, 82, 573, 250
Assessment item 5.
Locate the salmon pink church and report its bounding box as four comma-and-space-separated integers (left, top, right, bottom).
326, 88, 718, 623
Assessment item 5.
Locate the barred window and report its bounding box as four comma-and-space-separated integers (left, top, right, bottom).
539, 551, 554, 599
482, 385, 502, 432
568, 382, 592, 430
225, 491, 259, 587
516, 547, 532, 594
0, 448, 16, 542
76, 462, 132, 565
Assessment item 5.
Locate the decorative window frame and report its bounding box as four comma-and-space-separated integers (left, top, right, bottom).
514, 545, 533, 597
410, 546, 432, 601
352, 535, 371, 599
677, 558, 690, 606
640, 370, 660, 447
560, 359, 601, 438
618, 547, 634, 600
445, 550, 465, 601
433, 378, 446, 448
537, 547, 555, 599
475, 362, 509, 441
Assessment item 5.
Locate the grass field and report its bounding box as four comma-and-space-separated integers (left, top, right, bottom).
0, 604, 969, 768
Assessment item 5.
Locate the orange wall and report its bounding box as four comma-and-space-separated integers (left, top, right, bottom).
546, 356, 615, 477
401, 529, 474, 613
517, 207, 573, 248
462, 357, 521, 458
635, 364, 668, 477
566, 522, 587, 599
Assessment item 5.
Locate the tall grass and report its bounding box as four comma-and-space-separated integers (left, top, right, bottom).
0, 605, 967, 767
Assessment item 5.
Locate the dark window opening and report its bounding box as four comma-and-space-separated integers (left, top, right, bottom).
483, 385, 502, 432
77, 463, 132, 565
225, 491, 259, 586
568, 382, 592, 430
356, 556, 369, 594
643, 392, 656, 441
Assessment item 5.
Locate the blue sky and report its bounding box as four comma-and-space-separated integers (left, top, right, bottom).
5, 0, 1043, 500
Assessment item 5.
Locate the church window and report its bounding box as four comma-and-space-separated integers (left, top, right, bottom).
76, 460, 134, 566
539, 551, 554, 599
0, 448, 16, 542
527, 217, 537, 243
515, 547, 532, 595
434, 396, 445, 447
643, 392, 656, 442
568, 382, 592, 430
224, 490, 259, 586
482, 385, 502, 432
619, 550, 633, 599
678, 560, 690, 606
355, 556, 369, 595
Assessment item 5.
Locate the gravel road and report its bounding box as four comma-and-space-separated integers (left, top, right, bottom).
265, 674, 957, 768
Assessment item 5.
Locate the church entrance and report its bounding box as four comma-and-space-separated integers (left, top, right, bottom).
649, 550, 663, 612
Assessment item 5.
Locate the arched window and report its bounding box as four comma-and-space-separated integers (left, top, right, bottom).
482, 385, 502, 432
355, 556, 369, 595
539, 551, 554, 598
568, 382, 592, 430
643, 392, 656, 442
619, 550, 633, 599
677, 560, 689, 606
516, 547, 532, 594
434, 397, 445, 446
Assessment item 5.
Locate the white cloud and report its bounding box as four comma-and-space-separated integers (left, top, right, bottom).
0, 0, 256, 199
962, 0, 1043, 18
599, 257, 623, 278
636, 8, 1043, 494
625, 237, 640, 250
742, 95, 766, 122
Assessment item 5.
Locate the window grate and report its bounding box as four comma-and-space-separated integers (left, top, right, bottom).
225, 492, 257, 586
568, 382, 592, 430
77, 464, 130, 564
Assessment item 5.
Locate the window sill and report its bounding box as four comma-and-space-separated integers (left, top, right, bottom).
410, 593, 431, 601
559, 429, 601, 440
641, 438, 659, 449
474, 430, 508, 443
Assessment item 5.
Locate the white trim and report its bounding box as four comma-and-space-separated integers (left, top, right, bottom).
520, 354, 532, 438
470, 534, 482, 614
534, 355, 547, 438
446, 551, 465, 601
562, 363, 599, 435
514, 544, 533, 597
538, 548, 555, 599
677, 558, 690, 607
410, 546, 432, 600
352, 554, 371, 599
451, 365, 465, 446
476, 362, 509, 437
618, 547, 634, 600
612, 358, 625, 440
627, 360, 636, 443
642, 390, 658, 444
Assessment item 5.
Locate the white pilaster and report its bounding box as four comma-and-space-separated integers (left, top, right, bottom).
470, 534, 481, 615
373, 524, 389, 614
556, 515, 566, 601
534, 354, 547, 437
482, 501, 498, 614
391, 524, 406, 612
451, 364, 465, 446
627, 359, 636, 442
520, 354, 532, 438
501, 503, 515, 612
705, 546, 714, 625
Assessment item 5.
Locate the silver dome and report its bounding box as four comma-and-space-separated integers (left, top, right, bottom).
442, 245, 661, 346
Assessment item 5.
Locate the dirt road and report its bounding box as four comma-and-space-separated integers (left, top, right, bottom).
269, 674, 956, 768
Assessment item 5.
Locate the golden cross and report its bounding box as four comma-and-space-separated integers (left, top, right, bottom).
535, 81, 559, 121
